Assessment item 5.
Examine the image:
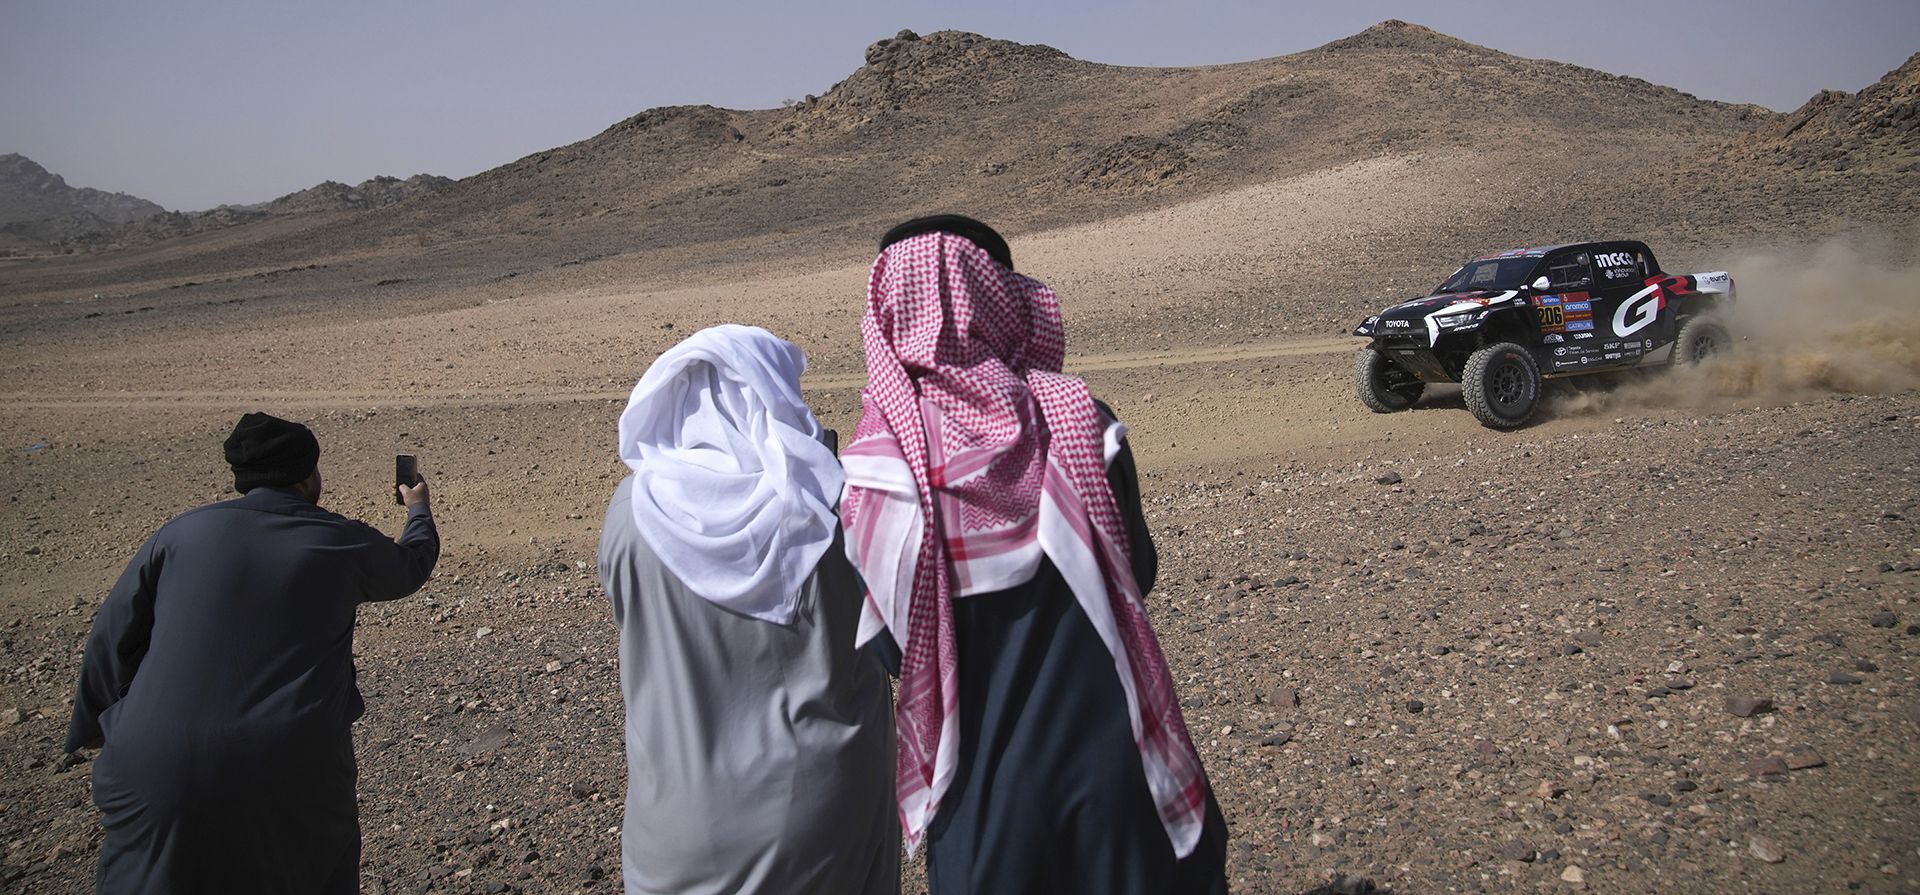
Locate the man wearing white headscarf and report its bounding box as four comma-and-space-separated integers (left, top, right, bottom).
598, 324, 898, 895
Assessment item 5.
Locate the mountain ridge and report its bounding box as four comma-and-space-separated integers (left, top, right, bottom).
4, 21, 1913, 300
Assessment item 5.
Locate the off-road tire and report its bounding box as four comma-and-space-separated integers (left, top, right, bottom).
1354, 347, 1425, 413
1462, 341, 1542, 429
1673, 317, 1730, 365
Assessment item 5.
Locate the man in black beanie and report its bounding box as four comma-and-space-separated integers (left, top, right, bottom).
66, 411, 439, 895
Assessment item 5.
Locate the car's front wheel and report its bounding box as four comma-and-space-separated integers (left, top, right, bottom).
1354, 346, 1425, 413
1673, 317, 1730, 365
1462, 342, 1542, 429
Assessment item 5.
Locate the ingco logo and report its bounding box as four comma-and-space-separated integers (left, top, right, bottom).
1595, 251, 1635, 268
1613, 287, 1662, 337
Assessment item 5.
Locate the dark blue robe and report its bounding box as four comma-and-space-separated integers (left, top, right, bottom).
872, 432, 1231, 895
66, 486, 439, 895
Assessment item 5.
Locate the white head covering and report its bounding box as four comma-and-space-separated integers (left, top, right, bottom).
617, 324, 844, 623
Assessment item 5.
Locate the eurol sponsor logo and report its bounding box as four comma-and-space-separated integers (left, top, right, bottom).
1564, 301, 1592, 312
1566, 319, 1595, 332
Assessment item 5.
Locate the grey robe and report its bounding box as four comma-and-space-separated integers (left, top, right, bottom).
66, 486, 439, 895
599, 476, 898, 895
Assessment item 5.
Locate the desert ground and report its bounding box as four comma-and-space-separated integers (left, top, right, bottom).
3, 23, 1918, 895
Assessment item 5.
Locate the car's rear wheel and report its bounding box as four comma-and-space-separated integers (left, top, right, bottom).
1354, 347, 1425, 413
1673, 317, 1730, 365
1462, 342, 1541, 429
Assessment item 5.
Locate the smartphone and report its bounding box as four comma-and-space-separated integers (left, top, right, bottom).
395, 454, 419, 505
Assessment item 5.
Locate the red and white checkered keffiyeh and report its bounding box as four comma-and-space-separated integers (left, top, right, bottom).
840, 231, 1208, 857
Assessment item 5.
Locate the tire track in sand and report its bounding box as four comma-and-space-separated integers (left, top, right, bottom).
0, 338, 1353, 410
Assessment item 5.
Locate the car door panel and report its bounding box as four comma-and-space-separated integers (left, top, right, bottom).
1590, 245, 1671, 364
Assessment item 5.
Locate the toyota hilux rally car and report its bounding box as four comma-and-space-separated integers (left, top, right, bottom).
1352, 240, 1734, 428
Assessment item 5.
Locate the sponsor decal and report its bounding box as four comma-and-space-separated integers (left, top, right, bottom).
1580, 355, 1594, 364
1536, 305, 1564, 328
1573, 331, 1594, 340
1604, 267, 1635, 279
1595, 251, 1635, 268
1602, 341, 1621, 350
1543, 333, 1563, 343
1644, 339, 1654, 349
1567, 319, 1595, 332
1564, 301, 1592, 312
1603, 352, 1623, 360
1699, 272, 1730, 287
1613, 287, 1663, 337
1537, 295, 1564, 306
1554, 347, 1568, 356
1385, 319, 1411, 328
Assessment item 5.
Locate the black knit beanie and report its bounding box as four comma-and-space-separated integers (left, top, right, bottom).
880, 214, 1013, 270
223, 412, 320, 493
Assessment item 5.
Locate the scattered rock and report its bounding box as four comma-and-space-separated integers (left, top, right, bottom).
1502, 838, 1537, 862
0, 707, 21, 726
1827, 670, 1863, 685
1749, 836, 1786, 864
1406, 699, 1424, 713
1785, 749, 1826, 770
459, 726, 512, 756
1868, 611, 1898, 628
1260, 732, 1293, 747
1746, 756, 1790, 776
1560, 864, 1586, 887
1725, 696, 1775, 717
1375, 471, 1403, 485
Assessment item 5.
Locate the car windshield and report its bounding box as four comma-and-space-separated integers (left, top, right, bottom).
1437, 257, 1537, 293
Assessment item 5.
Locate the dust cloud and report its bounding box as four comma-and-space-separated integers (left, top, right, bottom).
1552, 240, 1920, 415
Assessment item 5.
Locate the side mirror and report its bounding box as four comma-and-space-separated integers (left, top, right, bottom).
1530, 276, 1550, 291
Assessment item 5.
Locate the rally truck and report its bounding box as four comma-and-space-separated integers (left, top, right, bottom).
1351, 240, 1734, 428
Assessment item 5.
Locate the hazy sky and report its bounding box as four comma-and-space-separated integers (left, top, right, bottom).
5, 0, 1915, 211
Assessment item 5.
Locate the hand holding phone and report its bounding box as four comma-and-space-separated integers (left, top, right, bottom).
395, 454, 420, 506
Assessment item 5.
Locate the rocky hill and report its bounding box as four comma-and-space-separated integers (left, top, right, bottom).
6, 21, 1915, 298
263, 173, 456, 215
1729, 52, 1920, 174
0, 154, 167, 249
5, 169, 455, 253
0, 153, 165, 226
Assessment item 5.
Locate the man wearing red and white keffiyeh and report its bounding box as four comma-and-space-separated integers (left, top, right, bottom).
841, 215, 1228, 894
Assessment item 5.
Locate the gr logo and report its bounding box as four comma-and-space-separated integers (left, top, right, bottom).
1613, 287, 1662, 337
1595, 251, 1635, 268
